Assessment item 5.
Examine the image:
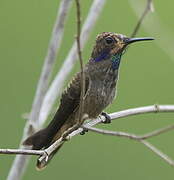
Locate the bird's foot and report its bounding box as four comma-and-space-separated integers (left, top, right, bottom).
101, 112, 111, 124
80, 128, 88, 135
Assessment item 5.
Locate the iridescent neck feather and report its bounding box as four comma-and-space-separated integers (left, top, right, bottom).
92, 51, 122, 70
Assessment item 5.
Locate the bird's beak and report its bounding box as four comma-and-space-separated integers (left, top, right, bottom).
124, 37, 154, 45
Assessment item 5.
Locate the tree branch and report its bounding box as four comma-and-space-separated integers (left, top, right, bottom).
0, 149, 44, 156
130, 0, 174, 62
1, 105, 174, 167
84, 126, 174, 166
83, 123, 174, 140
75, 0, 85, 126
37, 104, 174, 166
140, 140, 174, 166
7, 0, 73, 180
109, 104, 174, 120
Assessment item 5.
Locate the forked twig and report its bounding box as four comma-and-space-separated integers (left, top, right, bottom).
130, 0, 174, 62
1, 105, 174, 167
84, 126, 174, 166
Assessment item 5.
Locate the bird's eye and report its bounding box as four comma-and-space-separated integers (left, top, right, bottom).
105, 37, 114, 44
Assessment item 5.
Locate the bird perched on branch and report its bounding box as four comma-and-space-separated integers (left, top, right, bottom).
23, 32, 154, 169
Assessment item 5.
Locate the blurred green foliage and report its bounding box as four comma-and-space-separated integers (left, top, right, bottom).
0, 0, 174, 179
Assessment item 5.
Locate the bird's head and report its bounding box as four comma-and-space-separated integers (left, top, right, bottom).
91, 32, 154, 70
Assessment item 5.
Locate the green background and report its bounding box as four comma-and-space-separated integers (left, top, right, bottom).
0, 0, 174, 179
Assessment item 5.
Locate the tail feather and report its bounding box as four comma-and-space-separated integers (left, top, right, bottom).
23, 127, 64, 170
23, 128, 52, 150
22, 109, 67, 168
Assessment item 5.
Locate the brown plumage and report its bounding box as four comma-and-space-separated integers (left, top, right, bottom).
23, 32, 154, 169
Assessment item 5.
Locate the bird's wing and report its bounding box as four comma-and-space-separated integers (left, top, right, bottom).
23, 72, 89, 150
47, 72, 89, 133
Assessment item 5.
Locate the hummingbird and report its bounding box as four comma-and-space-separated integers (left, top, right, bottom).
23, 32, 154, 169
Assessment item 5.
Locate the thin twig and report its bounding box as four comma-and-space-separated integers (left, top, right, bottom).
0, 149, 44, 156
83, 123, 174, 140
140, 140, 174, 166
139, 124, 174, 139
84, 126, 174, 166
83, 126, 139, 139
130, 0, 174, 62
38, 0, 106, 126
130, 0, 153, 37
7, 0, 73, 180
75, 0, 85, 125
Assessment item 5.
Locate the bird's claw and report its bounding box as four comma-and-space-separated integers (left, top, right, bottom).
101, 112, 111, 124
80, 128, 88, 135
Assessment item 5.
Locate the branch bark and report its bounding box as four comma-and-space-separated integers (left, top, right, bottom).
37, 104, 174, 166
1, 105, 174, 168
0, 149, 44, 156
83, 124, 174, 140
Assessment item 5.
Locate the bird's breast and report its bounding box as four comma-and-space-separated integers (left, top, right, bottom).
84, 67, 118, 118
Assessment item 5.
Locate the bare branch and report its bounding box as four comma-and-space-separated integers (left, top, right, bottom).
29, 0, 73, 129
75, 0, 86, 127
139, 124, 174, 139
0, 149, 44, 156
83, 123, 174, 140
84, 125, 174, 166
109, 105, 174, 120
1, 104, 174, 167
0, 105, 173, 168
141, 140, 174, 166
130, 0, 154, 37
130, 0, 174, 62
38, 0, 106, 126
83, 126, 139, 139
7, 0, 72, 180
35, 104, 174, 166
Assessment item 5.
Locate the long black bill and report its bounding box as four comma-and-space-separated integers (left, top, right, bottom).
125, 37, 154, 45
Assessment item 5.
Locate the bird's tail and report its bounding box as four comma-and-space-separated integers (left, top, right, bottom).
23, 127, 64, 170
23, 127, 53, 150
